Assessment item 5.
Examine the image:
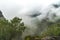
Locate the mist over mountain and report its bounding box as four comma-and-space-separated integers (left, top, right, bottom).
0, 0, 60, 39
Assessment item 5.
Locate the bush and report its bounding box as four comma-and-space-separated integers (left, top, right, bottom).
40, 22, 60, 38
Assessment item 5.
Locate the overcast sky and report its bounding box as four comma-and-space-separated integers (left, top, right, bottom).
0, 0, 59, 20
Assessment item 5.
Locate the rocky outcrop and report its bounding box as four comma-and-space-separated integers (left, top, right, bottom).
41, 36, 60, 40
0, 11, 4, 17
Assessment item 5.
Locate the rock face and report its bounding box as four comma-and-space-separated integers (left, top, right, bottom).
41, 36, 60, 40
41, 36, 55, 40
0, 11, 4, 17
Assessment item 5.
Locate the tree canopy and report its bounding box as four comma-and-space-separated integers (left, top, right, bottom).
0, 17, 26, 40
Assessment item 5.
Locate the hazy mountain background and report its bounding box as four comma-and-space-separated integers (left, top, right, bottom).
0, 0, 60, 38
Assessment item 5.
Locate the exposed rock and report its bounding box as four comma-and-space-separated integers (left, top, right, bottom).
41, 36, 55, 40
0, 11, 5, 20
41, 36, 60, 40
0, 11, 4, 17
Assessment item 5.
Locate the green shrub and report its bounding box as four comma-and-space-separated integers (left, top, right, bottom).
40, 23, 60, 38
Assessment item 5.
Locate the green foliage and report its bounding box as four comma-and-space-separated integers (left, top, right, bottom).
25, 36, 31, 40
25, 35, 41, 40
40, 21, 60, 38
0, 17, 26, 40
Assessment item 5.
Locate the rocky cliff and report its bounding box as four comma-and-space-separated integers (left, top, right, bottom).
0, 11, 4, 18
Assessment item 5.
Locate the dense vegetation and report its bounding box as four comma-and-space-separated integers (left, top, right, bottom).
25, 19, 60, 40
0, 17, 26, 40
25, 13, 60, 40
40, 19, 60, 37
0, 16, 60, 40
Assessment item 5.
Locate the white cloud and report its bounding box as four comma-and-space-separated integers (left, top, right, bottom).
0, 0, 59, 20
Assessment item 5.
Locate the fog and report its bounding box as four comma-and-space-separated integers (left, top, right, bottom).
0, 0, 60, 38
0, 0, 59, 19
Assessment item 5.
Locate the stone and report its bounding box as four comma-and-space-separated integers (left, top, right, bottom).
0, 11, 4, 17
